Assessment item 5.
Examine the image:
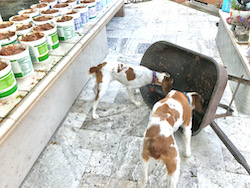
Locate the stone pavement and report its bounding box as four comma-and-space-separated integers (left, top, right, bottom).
21, 0, 250, 187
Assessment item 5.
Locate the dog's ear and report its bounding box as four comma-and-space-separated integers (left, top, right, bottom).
161, 76, 173, 94
192, 93, 203, 113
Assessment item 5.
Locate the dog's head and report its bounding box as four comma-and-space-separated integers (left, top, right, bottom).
161, 73, 173, 94
190, 92, 203, 113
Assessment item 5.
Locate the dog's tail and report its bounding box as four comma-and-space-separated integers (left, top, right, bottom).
89, 62, 107, 75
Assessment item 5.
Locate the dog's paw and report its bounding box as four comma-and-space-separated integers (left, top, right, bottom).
92, 114, 99, 119
183, 151, 191, 158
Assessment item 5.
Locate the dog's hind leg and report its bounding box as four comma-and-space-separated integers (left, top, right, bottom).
162, 153, 180, 188
168, 162, 180, 188
92, 77, 111, 119
139, 150, 149, 188
182, 122, 192, 157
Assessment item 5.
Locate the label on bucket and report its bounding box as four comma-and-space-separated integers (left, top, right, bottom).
11, 55, 34, 78
57, 25, 75, 41
0, 70, 16, 90
89, 5, 96, 20
74, 17, 82, 32
80, 12, 89, 25
48, 31, 59, 50
29, 41, 49, 62
0, 82, 17, 98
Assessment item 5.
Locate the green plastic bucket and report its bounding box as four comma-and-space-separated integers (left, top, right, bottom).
0, 59, 18, 99
19, 32, 49, 63
54, 15, 76, 41
0, 31, 18, 47
0, 44, 34, 79
33, 23, 59, 50
16, 23, 34, 37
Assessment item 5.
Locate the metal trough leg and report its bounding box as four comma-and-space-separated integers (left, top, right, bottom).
210, 120, 250, 174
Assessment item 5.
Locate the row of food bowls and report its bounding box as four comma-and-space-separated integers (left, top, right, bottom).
0, 0, 112, 99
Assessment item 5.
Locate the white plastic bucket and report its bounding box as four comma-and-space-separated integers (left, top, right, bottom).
18, 8, 40, 18
39, 0, 57, 9
0, 59, 18, 99
53, 3, 70, 15
16, 23, 33, 37
30, 3, 50, 14
65, 10, 82, 32
9, 15, 32, 25
61, 0, 77, 8
0, 44, 34, 79
33, 23, 59, 50
96, 0, 102, 13
0, 31, 17, 47
230, 8, 250, 19
32, 15, 54, 25
19, 32, 49, 63
80, 1, 96, 20
73, 5, 89, 25
40, 9, 60, 17
0, 21, 16, 32
53, 15, 76, 41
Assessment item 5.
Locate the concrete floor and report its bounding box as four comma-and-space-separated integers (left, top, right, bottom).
21, 0, 250, 187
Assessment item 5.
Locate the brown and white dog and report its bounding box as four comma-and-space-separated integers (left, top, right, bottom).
139, 90, 203, 188
89, 62, 172, 119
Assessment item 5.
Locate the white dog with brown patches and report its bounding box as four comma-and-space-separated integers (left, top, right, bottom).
139, 90, 203, 188
89, 62, 172, 119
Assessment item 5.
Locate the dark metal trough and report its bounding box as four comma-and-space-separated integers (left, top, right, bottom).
140, 41, 250, 174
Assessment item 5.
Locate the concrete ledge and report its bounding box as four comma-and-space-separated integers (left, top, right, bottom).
216, 10, 250, 115
0, 0, 124, 187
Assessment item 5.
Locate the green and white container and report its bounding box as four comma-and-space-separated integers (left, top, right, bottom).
9, 15, 32, 25
33, 23, 59, 50
16, 23, 33, 37
0, 44, 34, 79
0, 21, 16, 32
19, 32, 49, 63
0, 31, 17, 47
54, 15, 76, 41
0, 59, 18, 99
18, 8, 40, 18
32, 15, 54, 25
